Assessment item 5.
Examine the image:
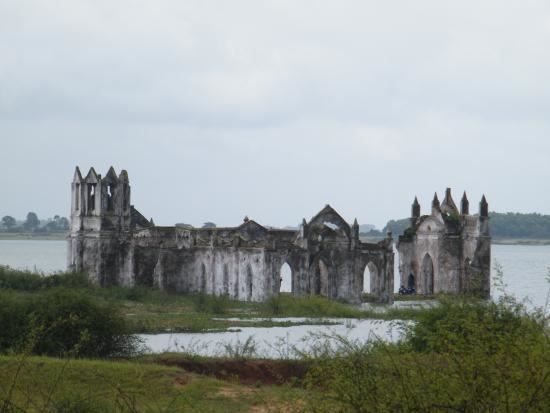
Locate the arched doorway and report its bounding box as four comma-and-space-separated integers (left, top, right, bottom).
363, 262, 378, 295
280, 262, 292, 293
421, 254, 434, 294
407, 273, 415, 290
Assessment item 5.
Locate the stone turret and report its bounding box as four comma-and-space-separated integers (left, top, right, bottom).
352, 218, 359, 239
441, 188, 459, 215
431, 193, 441, 215
480, 195, 489, 218
461, 192, 470, 215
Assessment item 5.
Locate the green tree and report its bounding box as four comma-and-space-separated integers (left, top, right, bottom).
23, 212, 40, 231
1, 215, 16, 231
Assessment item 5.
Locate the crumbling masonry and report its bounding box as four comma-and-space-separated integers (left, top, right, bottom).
397, 189, 491, 298
68, 167, 395, 304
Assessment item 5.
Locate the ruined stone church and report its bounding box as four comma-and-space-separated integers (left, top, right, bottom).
68, 167, 395, 304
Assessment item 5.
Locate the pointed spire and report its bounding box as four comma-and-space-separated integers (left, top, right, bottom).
302, 218, 308, 226
351, 218, 359, 239
105, 166, 118, 182
432, 192, 440, 214
150, 218, 155, 226
85, 167, 99, 183
412, 196, 421, 219
441, 188, 459, 215
72, 166, 83, 183
480, 195, 489, 218
461, 191, 470, 215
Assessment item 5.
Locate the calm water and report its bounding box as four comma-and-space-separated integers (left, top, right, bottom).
140, 318, 403, 358
0, 240, 548, 307
0, 240, 67, 273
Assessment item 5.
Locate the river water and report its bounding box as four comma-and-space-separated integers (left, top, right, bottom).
1, 240, 548, 356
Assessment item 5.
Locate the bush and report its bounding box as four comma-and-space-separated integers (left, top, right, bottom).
0, 289, 142, 358
0, 293, 30, 352
0, 267, 90, 291
304, 296, 550, 412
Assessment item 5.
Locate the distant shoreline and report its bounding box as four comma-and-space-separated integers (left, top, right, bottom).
2, 233, 550, 246
0, 233, 67, 241
491, 238, 550, 246
360, 236, 550, 246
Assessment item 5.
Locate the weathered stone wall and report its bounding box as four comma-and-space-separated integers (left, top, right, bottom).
68, 167, 395, 304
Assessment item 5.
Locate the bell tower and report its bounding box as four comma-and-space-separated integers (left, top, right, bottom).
70, 166, 132, 234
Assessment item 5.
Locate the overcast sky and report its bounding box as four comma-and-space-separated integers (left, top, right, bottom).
1, 0, 550, 229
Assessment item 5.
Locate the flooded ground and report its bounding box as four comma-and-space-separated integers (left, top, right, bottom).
140, 318, 405, 358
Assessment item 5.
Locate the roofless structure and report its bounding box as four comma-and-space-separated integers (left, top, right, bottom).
68, 167, 395, 304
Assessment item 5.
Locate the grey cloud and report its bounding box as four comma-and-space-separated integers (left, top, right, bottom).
1, 1, 549, 229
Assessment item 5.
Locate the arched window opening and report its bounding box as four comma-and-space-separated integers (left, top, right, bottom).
107, 185, 114, 211
280, 262, 292, 293
88, 184, 96, 212
363, 262, 378, 295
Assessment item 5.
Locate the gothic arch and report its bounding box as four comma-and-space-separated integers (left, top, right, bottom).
279, 261, 293, 293
363, 261, 379, 294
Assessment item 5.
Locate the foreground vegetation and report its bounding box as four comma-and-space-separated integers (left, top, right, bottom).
0, 265, 548, 411
303, 295, 549, 412
0, 355, 304, 413
0, 293, 547, 412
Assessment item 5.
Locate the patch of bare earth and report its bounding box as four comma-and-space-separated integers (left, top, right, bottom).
157, 358, 308, 386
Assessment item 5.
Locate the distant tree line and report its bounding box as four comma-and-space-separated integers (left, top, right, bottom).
489, 212, 550, 239
0, 213, 69, 233
360, 212, 550, 240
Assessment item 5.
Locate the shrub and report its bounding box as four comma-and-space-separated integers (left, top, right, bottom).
0, 293, 29, 353
28, 289, 143, 358
0, 289, 142, 358
304, 296, 550, 412
0, 267, 90, 291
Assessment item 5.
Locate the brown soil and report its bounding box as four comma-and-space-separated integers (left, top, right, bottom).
156, 357, 308, 386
